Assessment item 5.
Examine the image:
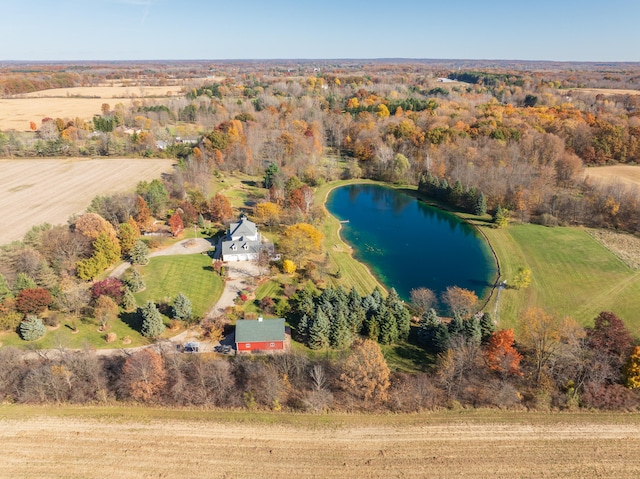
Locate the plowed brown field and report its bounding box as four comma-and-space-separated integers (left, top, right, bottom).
583, 165, 640, 190
0, 158, 174, 245
1, 407, 639, 479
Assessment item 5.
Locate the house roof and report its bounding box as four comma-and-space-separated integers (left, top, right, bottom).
229, 217, 257, 239
235, 318, 285, 343
220, 239, 262, 257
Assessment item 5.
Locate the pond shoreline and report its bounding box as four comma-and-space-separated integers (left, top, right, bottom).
322, 180, 500, 308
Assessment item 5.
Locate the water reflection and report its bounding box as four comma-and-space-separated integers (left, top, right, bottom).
326, 184, 497, 302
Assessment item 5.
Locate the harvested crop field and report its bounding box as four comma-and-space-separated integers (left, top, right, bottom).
583, 165, 640, 191
1, 406, 640, 478
0, 84, 183, 131
0, 158, 174, 245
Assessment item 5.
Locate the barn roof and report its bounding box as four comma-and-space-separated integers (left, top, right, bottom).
235, 318, 285, 343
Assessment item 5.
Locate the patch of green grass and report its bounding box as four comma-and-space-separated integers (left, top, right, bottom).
381, 338, 434, 373
481, 223, 640, 334
134, 254, 224, 318
0, 314, 150, 350
209, 171, 265, 210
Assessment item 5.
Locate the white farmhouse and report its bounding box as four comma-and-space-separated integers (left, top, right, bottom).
218, 215, 262, 262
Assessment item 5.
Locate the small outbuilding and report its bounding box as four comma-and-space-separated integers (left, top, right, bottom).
235, 317, 285, 352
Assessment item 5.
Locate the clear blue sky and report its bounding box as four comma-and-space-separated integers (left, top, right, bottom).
1, 0, 638, 62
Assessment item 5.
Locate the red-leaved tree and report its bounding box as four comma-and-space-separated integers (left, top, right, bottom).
91, 278, 124, 304
16, 288, 53, 315
169, 213, 184, 237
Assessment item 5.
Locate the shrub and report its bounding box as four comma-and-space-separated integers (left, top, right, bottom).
0, 311, 22, 331
91, 278, 124, 304
105, 332, 117, 343
19, 315, 46, 341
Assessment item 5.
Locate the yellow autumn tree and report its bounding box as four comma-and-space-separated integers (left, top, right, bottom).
255, 202, 282, 227
282, 259, 297, 274
278, 223, 324, 267
339, 339, 390, 403
624, 346, 640, 389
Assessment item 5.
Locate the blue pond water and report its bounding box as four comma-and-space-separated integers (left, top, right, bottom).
326, 184, 497, 302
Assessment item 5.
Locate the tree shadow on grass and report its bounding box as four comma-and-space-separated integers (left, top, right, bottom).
386, 342, 434, 372
202, 265, 214, 272
119, 311, 141, 333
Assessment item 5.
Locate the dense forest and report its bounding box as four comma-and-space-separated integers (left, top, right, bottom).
2, 60, 640, 411
2, 60, 639, 233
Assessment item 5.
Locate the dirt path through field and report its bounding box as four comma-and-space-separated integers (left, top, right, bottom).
1, 412, 639, 478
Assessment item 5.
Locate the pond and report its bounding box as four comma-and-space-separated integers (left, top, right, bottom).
325, 184, 498, 305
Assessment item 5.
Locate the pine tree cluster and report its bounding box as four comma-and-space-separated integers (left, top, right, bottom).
418, 309, 495, 352
418, 172, 487, 216
291, 285, 411, 349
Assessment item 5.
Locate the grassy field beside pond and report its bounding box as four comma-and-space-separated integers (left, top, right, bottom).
480, 223, 640, 334
134, 254, 224, 319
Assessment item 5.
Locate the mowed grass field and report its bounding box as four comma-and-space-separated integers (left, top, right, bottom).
1, 405, 640, 479
583, 164, 640, 191
0, 84, 183, 131
0, 158, 174, 245
316, 179, 386, 295
134, 255, 224, 319
482, 223, 640, 333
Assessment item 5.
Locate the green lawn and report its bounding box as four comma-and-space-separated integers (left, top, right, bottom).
481, 223, 640, 334
0, 313, 151, 350
134, 254, 224, 319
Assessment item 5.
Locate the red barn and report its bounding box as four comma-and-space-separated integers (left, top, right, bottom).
235, 317, 285, 352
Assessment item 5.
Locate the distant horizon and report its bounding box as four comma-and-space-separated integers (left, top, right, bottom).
1, 1, 639, 63
2, 58, 640, 65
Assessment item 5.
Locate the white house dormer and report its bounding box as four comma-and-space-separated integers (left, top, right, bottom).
242, 243, 248, 250
231, 244, 237, 251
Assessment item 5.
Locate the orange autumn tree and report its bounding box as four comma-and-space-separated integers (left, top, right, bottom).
209, 193, 233, 223
484, 329, 523, 377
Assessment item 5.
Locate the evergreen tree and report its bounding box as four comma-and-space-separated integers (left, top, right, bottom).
364, 313, 380, 341
385, 288, 411, 340
330, 310, 351, 349
450, 179, 464, 206
130, 240, 150, 265
378, 306, 398, 345
433, 323, 451, 353
197, 213, 205, 228
474, 192, 487, 216
264, 162, 280, 189
371, 286, 384, 309
19, 315, 46, 341
124, 268, 145, 293
448, 313, 465, 337
93, 231, 121, 265
140, 301, 165, 338
348, 286, 363, 313
362, 294, 378, 318
0, 273, 12, 301
13, 272, 37, 293
348, 309, 366, 336
122, 289, 137, 311
438, 178, 449, 201
480, 312, 495, 342
493, 205, 509, 228
308, 307, 330, 349
172, 292, 193, 321
418, 308, 440, 347
463, 316, 482, 344
297, 313, 310, 343
35, 262, 58, 289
